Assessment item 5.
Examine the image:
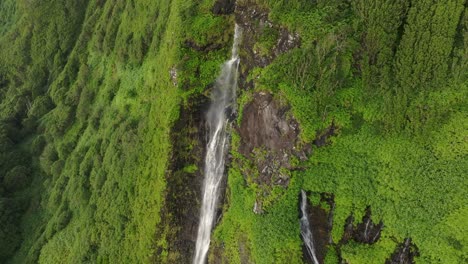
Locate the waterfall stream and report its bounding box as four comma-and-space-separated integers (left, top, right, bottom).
193, 25, 241, 264
300, 190, 320, 264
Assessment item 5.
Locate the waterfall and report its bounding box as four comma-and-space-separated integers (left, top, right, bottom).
193, 24, 241, 264
300, 190, 320, 264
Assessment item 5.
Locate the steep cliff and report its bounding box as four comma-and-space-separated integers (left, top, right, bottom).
0, 0, 466, 263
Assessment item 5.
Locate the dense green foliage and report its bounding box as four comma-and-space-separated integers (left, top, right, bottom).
0, 0, 466, 263
0, 0, 236, 262
0, 0, 190, 262
213, 0, 468, 263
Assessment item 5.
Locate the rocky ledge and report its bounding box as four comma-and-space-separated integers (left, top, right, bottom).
385, 238, 419, 264
341, 206, 384, 245
237, 91, 310, 213
235, 1, 300, 89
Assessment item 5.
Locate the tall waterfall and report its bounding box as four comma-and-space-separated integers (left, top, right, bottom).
193, 25, 241, 264
300, 190, 320, 264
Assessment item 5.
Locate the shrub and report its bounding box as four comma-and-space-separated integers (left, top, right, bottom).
40, 143, 58, 175
0, 198, 21, 260
3, 165, 30, 192
28, 95, 54, 119
31, 135, 46, 155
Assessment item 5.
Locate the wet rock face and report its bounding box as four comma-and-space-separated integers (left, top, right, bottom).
313, 123, 337, 147
235, 4, 300, 67
235, 3, 300, 89
212, 0, 236, 15
341, 207, 383, 245
184, 40, 222, 53
354, 215, 383, 244
153, 94, 209, 263
385, 238, 419, 264
239, 92, 299, 156
237, 92, 307, 213
301, 192, 336, 264
238, 92, 300, 186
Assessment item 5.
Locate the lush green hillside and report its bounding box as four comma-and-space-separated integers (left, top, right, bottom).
0, 0, 187, 262
214, 0, 467, 263
0, 0, 466, 263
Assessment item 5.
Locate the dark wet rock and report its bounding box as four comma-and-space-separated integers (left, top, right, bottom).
300, 191, 336, 264
237, 92, 309, 213
184, 40, 223, 52
354, 207, 383, 244
234, 3, 300, 89
238, 92, 303, 185
321, 193, 336, 244
152, 94, 210, 263
341, 215, 355, 244
385, 238, 419, 264
226, 105, 237, 122
239, 92, 299, 155
212, 0, 236, 15
340, 207, 383, 245
313, 122, 337, 147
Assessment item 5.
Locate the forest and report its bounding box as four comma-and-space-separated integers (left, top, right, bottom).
0, 0, 466, 263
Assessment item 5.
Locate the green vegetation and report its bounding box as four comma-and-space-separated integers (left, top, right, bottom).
213, 0, 467, 263
0, 0, 208, 262
0, 0, 466, 263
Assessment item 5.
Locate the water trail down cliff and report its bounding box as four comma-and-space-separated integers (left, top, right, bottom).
300, 190, 320, 264
193, 24, 241, 264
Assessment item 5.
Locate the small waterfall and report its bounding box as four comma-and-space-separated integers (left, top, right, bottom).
300, 190, 320, 264
193, 25, 241, 264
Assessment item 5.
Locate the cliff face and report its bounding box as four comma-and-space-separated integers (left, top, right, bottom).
196, 1, 466, 264
154, 1, 304, 261
0, 0, 466, 263
237, 92, 306, 214
233, 0, 307, 215
158, 1, 306, 261
154, 94, 209, 263
235, 1, 300, 89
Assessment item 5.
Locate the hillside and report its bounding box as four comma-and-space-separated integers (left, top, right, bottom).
0, 0, 466, 263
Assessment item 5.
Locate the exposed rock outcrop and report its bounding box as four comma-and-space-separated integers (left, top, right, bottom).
300, 191, 336, 264
169, 65, 178, 87
385, 238, 419, 264
235, 4, 300, 67
341, 207, 383, 245
238, 92, 307, 212
184, 40, 223, 53
239, 92, 299, 157
153, 94, 209, 263
212, 0, 236, 15
235, 2, 300, 89
313, 122, 337, 147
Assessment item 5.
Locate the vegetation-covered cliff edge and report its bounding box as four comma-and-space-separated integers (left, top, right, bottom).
0, 0, 466, 263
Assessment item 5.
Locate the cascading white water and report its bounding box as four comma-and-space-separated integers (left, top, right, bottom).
193, 25, 241, 264
300, 190, 320, 264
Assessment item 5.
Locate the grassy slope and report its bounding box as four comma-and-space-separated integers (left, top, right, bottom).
1, 0, 235, 262
32, 1, 184, 262
0, 0, 189, 262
